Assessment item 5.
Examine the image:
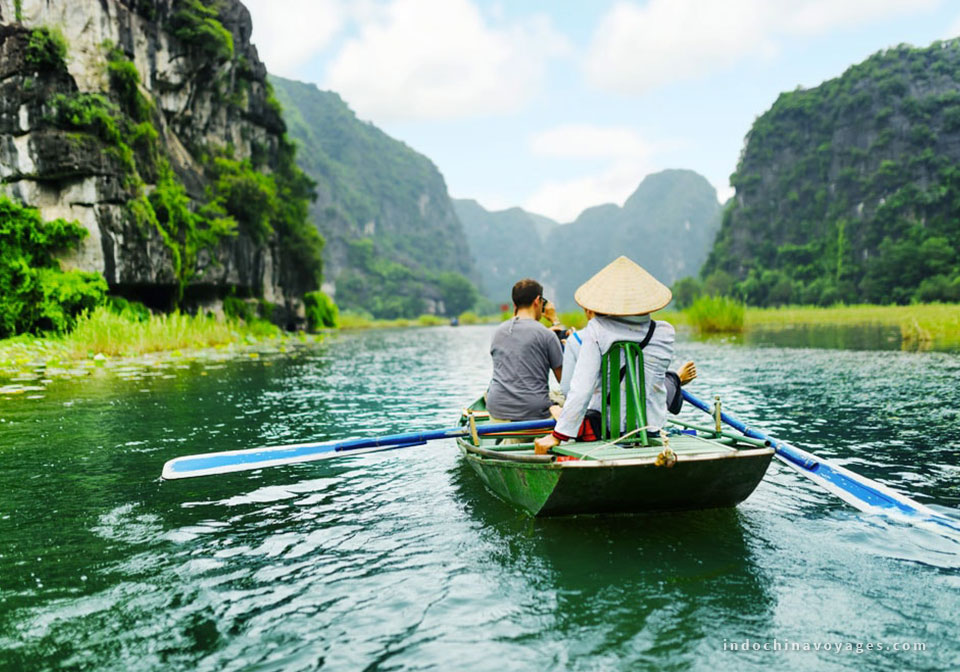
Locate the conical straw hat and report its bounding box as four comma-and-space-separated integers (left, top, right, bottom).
574, 256, 672, 315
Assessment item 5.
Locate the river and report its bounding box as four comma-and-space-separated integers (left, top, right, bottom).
1, 325, 958, 671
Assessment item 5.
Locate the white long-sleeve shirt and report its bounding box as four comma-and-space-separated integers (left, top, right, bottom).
554, 315, 674, 438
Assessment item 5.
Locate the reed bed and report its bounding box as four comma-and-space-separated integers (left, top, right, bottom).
0, 308, 283, 366
685, 296, 746, 333
62, 308, 280, 358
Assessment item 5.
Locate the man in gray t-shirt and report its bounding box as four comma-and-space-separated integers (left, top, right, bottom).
486, 279, 564, 421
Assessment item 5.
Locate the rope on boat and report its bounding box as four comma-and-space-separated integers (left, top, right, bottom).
575, 426, 648, 462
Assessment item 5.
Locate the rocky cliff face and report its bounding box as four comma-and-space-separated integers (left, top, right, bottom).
704, 40, 960, 305
0, 0, 317, 324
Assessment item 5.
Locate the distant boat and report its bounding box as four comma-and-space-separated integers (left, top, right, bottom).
457, 397, 774, 517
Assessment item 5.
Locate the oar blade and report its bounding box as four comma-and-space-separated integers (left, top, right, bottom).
161, 440, 344, 480
681, 389, 960, 533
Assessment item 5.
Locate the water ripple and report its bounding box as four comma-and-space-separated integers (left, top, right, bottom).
0, 327, 959, 670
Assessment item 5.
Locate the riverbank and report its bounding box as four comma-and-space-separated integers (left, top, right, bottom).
0, 307, 322, 392
558, 303, 959, 350
4, 302, 955, 390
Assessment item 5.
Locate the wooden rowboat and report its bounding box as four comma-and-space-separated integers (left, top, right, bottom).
456, 398, 774, 517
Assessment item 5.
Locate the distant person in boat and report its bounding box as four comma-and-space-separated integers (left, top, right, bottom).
485, 278, 563, 422
535, 256, 681, 455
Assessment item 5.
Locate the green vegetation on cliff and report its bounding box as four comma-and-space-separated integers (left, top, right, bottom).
2, 6, 324, 343
704, 39, 960, 306
25, 27, 67, 72
170, 0, 234, 61
0, 197, 107, 337
46, 41, 323, 306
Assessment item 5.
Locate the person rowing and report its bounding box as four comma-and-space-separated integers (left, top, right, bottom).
535, 256, 689, 454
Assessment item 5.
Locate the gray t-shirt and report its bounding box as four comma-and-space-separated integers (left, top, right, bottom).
486, 317, 563, 420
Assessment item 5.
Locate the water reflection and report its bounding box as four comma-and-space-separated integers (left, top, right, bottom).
691, 322, 958, 353
450, 462, 777, 667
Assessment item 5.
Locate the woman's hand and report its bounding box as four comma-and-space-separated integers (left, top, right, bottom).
534, 434, 560, 455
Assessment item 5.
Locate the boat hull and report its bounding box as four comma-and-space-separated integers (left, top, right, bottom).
457, 439, 774, 516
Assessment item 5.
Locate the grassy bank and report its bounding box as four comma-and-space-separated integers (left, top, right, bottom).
743, 303, 960, 348
677, 300, 960, 349
0, 307, 317, 386
341, 302, 958, 351
337, 311, 450, 329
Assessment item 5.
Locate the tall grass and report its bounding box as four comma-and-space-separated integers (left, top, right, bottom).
61, 307, 279, 357
685, 296, 745, 333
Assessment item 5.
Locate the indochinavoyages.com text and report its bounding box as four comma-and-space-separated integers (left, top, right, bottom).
723, 639, 927, 654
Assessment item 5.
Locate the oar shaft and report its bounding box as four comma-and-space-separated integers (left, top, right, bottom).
161, 418, 556, 480
681, 392, 816, 469
329, 418, 556, 453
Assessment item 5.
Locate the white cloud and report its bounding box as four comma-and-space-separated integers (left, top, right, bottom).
529, 123, 652, 159
586, 0, 940, 94
324, 0, 569, 121
244, 0, 344, 77
523, 158, 654, 223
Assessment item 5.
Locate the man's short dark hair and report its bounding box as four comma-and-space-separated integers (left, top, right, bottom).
512, 278, 543, 308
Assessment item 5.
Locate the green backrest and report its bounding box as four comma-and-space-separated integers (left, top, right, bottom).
600, 341, 648, 446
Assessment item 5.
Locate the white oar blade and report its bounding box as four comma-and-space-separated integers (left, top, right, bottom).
161, 440, 394, 480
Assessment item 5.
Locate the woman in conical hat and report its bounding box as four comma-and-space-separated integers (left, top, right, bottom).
535, 256, 684, 455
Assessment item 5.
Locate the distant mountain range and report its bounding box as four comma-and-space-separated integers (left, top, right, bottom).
457, 169, 723, 310
271, 75, 723, 316
452, 200, 557, 307
270, 76, 477, 318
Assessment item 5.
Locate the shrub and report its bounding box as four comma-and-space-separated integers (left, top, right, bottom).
685, 295, 745, 333
105, 296, 150, 322
417, 314, 446, 326
171, 0, 234, 62
106, 45, 153, 122
0, 196, 108, 337
223, 295, 255, 322
671, 277, 702, 309
50, 93, 122, 143
304, 291, 339, 330
914, 275, 960, 302
209, 157, 278, 241
435, 271, 477, 316
25, 27, 67, 71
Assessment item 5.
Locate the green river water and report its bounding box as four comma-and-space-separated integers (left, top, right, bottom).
1, 325, 959, 671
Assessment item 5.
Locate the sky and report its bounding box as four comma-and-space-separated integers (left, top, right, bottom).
243, 0, 960, 223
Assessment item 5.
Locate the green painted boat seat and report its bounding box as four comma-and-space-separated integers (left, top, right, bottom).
601, 340, 650, 446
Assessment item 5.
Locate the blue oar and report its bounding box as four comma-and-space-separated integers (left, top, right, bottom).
682, 389, 960, 533
161, 418, 556, 480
